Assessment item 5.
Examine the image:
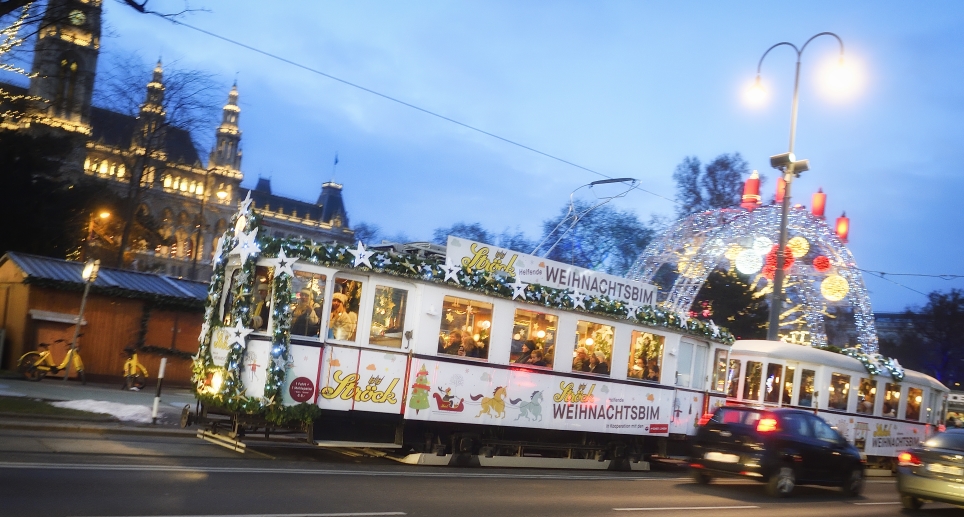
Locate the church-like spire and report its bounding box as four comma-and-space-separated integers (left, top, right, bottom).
140, 58, 166, 119
209, 83, 242, 171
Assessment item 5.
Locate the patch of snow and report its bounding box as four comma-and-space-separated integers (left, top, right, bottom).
0, 383, 26, 397
50, 399, 153, 423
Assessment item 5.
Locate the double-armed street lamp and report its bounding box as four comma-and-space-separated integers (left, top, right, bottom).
746, 32, 854, 341
189, 170, 229, 281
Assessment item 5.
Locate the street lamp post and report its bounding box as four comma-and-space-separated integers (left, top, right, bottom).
190, 171, 228, 281
63, 259, 99, 383
750, 32, 845, 341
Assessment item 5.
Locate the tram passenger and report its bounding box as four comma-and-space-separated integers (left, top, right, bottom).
883, 403, 896, 418
589, 351, 610, 376
573, 347, 591, 372
440, 330, 462, 355
459, 336, 482, 359
252, 285, 270, 331
515, 340, 535, 364
645, 358, 660, 381
629, 358, 645, 379
528, 349, 548, 367
291, 289, 320, 336
328, 293, 358, 340
544, 345, 555, 366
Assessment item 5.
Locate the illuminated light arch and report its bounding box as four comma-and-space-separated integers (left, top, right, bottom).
626, 204, 879, 353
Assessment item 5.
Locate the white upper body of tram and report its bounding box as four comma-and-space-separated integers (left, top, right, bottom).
214, 236, 733, 439
726, 340, 948, 458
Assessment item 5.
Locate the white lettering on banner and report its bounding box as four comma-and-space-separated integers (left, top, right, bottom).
446, 236, 657, 306
405, 358, 673, 436
816, 410, 928, 457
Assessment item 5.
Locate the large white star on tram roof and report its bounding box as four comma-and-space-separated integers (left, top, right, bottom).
229, 320, 253, 348
509, 279, 528, 300
239, 191, 253, 214
707, 319, 720, 337
348, 241, 374, 268
230, 228, 261, 263
570, 290, 587, 309
443, 260, 461, 283
269, 248, 295, 277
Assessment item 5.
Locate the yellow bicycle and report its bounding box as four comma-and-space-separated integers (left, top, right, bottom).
122, 348, 149, 390
17, 339, 86, 384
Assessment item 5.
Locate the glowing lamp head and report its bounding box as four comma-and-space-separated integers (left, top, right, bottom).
811, 188, 827, 219
536, 330, 546, 339
744, 75, 767, 106
98, 211, 111, 220
836, 212, 850, 243
585, 337, 594, 347
81, 259, 100, 282
819, 55, 861, 100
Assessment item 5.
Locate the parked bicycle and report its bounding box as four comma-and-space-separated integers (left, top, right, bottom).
122, 348, 148, 390
17, 339, 86, 384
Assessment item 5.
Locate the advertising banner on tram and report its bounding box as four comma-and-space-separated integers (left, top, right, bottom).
315, 345, 408, 414
404, 357, 674, 436
446, 236, 657, 307
282, 344, 322, 406
818, 411, 929, 457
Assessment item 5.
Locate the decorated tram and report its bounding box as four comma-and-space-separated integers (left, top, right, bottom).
192, 196, 946, 464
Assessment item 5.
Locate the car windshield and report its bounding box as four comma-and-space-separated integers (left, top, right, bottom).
711, 407, 762, 426
924, 432, 964, 450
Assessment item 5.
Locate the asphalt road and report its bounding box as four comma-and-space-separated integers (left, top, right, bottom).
0, 428, 960, 517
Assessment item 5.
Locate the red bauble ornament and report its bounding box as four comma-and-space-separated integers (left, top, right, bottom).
762, 245, 794, 280
813, 255, 831, 273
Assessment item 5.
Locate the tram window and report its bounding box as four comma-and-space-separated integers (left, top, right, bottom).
725, 359, 741, 398
692, 344, 708, 390
883, 383, 900, 418
572, 320, 613, 376
764, 363, 782, 404
628, 331, 663, 382
368, 285, 408, 348
829, 373, 850, 410
711, 349, 728, 392
799, 369, 816, 407
743, 361, 763, 401
221, 267, 243, 326
906, 387, 923, 421
857, 378, 876, 415
510, 308, 557, 368
251, 265, 274, 332
438, 296, 492, 360
782, 367, 795, 405
290, 271, 326, 338
328, 276, 361, 341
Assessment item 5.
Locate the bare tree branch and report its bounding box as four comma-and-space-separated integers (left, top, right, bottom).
117, 0, 208, 20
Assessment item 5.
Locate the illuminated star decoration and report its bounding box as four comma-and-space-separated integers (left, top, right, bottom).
213, 235, 227, 262
401, 259, 417, 274
198, 321, 211, 343
229, 320, 253, 348
626, 304, 640, 319
348, 241, 374, 268
230, 228, 261, 263
676, 310, 690, 328
269, 248, 295, 277
570, 290, 587, 309
707, 320, 720, 337
443, 260, 461, 282
239, 191, 253, 214
509, 279, 528, 300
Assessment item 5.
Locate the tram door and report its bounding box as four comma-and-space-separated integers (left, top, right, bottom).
676, 339, 708, 389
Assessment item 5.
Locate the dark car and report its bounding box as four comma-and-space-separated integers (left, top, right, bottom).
896, 428, 964, 510
690, 406, 865, 497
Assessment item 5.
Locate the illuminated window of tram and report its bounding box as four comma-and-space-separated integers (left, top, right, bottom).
290, 271, 326, 338
572, 321, 613, 376
510, 308, 556, 368
798, 369, 816, 407
251, 266, 274, 333
220, 267, 243, 326
438, 296, 492, 360
783, 367, 795, 405
368, 285, 408, 348
627, 331, 663, 382
743, 361, 763, 401
857, 378, 876, 415
711, 349, 728, 392
883, 383, 901, 418
725, 359, 741, 398
828, 373, 851, 410
328, 276, 362, 341
906, 387, 923, 421
763, 363, 782, 404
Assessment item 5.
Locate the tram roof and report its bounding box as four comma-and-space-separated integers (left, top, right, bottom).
732, 340, 947, 392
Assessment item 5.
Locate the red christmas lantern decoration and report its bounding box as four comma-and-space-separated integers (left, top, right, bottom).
813, 255, 831, 272
741, 170, 761, 210
775, 177, 787, 204
835, 212, 850, 243
811, 188, 826, 219
762, 244, 794, 280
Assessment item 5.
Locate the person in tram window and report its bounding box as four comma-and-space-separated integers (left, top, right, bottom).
328, 292, 357, 340
573, 347, 591, 372
291, 288, 320, 336
515, 340, 536, 364
458, 335, 481, 358
589, 351, 609, 375
645, 358, 660, 381
252, 285, 270, 331
440, 330, 462, 355
629, 358, 645, 379
528, 349, 548, 367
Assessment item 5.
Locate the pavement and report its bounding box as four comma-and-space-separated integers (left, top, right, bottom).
0, 370, 198, 436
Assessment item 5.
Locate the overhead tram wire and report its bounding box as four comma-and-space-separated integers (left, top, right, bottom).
159, 16, 679, 206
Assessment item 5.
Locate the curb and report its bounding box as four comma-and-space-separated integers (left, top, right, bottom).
0, 416, 196, 438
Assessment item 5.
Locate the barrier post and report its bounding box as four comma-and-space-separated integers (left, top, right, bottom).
151, 357, 167, 424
